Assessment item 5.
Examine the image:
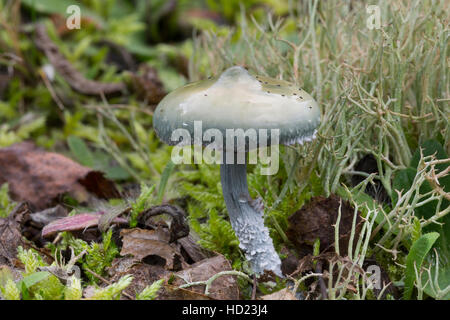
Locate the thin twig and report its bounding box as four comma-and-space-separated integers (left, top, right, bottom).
84, 267, 135, 300
178, 271, 252, 296
251, 275, 258, 300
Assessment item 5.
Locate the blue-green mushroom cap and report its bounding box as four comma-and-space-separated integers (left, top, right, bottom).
153, 66, 320, 151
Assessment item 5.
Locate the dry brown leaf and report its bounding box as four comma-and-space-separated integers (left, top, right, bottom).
112, 232, 238, 300
110, 253, 239, 300
0, 142, 119, 210
280, 246, 301, 276
165, 254, 239, 300
160, 284, 213, 300
106, 257, 170, 299
109, 257, 169, 281
0, 203, 31, 266
29, 205, 68, 227
23, 206, 68, 245
260, 288, 298, 300
130, 65, 166, 105
0, 72, 12, 99
178, 236, 213, 263
138, 205, 189, 243
286, 194, 362, 258
120, 228, 183, 270
106, 259, 214, 300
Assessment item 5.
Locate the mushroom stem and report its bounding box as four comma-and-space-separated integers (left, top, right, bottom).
220, 153, 282, 276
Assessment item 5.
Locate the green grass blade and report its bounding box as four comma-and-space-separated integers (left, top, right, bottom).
157, 160, 175, 204
404, 232, 440, 300
67, 135, 95, 167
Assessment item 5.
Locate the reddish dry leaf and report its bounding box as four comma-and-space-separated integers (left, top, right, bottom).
0, 142, 119, 210
120, 228, 183, 271
42, 213, 128, 238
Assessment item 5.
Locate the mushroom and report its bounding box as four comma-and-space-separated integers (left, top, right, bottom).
153, 66, 320, 276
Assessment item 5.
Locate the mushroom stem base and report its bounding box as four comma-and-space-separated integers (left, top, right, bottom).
220, 156, 282, 276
